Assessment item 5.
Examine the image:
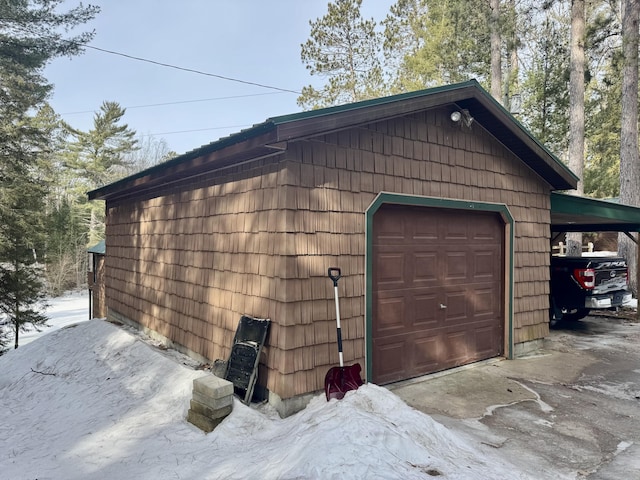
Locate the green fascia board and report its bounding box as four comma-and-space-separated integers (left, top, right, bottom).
364, 193, 515, 383
268, 80, 481, 124
551, 192, 640, 231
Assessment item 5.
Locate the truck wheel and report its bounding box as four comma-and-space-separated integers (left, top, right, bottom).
561, 308, 590, 322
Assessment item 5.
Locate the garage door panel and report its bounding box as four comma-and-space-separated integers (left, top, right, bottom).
442, 221, 469, 241
412, 336, 440, 371
474, 250, 499, 279
375, 252, 406, 286
373, 205, 504, 384
413, 221, 438, 240
372, 339, 406, 383
473, 220, 502, 241
444, 251, 468, 280
474, 287, 498, 316
375, 296, 405, 333
474, 325, 501, 356
413, 294, 438, 326
376, 213, 406, 241
443, 291, 468, 321
441, 330, 470, 364
413, 253, 438, 283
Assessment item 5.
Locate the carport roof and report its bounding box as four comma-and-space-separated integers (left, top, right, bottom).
551, 192, 640, 233
89, 80, 578, 202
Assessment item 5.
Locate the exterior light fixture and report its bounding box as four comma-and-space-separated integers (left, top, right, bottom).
450, 109, 474, 127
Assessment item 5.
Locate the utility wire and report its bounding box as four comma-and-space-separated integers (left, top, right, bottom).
142, 125, 252, 137
61, 92, 285, 115
83, 44, 302, 95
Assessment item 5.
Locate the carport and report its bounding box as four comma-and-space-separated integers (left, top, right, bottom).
550, 192, 640, 319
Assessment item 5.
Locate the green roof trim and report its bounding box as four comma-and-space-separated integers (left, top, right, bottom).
268, 80, 481, 125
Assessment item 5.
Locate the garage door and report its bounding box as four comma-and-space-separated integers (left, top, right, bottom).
372, 204, 504, 384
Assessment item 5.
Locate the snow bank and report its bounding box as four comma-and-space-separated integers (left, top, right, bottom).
1, 316, 539, 479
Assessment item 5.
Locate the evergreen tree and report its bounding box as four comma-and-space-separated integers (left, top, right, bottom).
0, 0, 99, 350
0, 171, 49, 349
63, 101, 138, 245
383, 0, 492, 91
584, 54, 622, 198
298, 0, 385, 109
519, 4, 571, 158
64, 101, 138, 188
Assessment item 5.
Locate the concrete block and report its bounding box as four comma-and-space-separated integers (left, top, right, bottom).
187, 409, 226, 433
268, 390, 316, 418
192, 390, 233, 410
190, 399, 233, 420
193, 374, 234, 399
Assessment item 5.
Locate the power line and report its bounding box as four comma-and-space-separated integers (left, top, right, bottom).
60, 92, 286, 115
141, 125, 252, 137
83, 44, 302, 95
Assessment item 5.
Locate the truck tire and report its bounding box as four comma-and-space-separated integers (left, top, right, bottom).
560, 308, 591, 322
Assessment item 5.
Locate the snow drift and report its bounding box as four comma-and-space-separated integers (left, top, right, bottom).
0, 312, 540, 479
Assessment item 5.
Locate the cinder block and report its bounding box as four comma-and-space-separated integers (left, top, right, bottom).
190, 399, 233, 420
192, 390, 233, 410
187, 409, 227, 433
193, 374, 234, 399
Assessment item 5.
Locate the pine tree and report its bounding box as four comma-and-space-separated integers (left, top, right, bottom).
298, 0, 385, 109
0, 172, 49, 349
519, 4, 571, 157
0, 0, 99, 350
63, 101, 138, 245
383, 0, 491, 91
64, 101, 138, 188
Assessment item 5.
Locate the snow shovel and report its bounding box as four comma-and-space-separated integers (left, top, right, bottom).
324, 267, 363, 401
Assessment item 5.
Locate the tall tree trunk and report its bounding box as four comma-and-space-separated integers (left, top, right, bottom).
619, 0, 640, 295
566, 0, 586, 257
490, 0, 503, 104
13, 304, 19, 350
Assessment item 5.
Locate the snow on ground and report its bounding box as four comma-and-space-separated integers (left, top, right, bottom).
16, 290, 90, 346
0, 294, 546, 479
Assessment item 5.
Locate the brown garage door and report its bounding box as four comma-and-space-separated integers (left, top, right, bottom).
372, 204, 504, 384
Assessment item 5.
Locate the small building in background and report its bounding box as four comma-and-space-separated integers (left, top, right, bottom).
87, 240, 106, 319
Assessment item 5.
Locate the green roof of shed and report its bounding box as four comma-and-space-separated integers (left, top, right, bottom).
87, 240, 105, 255
88, 80, 578, 202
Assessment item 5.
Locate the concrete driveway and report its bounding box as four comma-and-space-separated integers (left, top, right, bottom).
391, 312, 640, 479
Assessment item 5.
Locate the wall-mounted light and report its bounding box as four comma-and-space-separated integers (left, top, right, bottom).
450, 109, 474, 127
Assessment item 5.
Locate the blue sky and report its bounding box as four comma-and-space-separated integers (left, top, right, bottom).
45, 1, 395, 155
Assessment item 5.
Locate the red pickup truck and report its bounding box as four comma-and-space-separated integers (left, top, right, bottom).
550, 255, 633, 324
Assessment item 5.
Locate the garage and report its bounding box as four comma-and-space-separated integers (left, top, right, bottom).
90, 79, 584, 415
372, 203, 505, 384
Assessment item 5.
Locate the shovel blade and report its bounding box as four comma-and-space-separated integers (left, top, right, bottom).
324, 363, 363, 401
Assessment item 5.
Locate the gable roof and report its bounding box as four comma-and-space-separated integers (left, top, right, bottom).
88, 80, 578, 202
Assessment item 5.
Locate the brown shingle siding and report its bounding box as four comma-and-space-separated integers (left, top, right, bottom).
103, 103, 556, 403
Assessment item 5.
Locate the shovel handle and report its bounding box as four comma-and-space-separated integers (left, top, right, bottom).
328, 267, 341, 286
